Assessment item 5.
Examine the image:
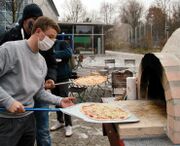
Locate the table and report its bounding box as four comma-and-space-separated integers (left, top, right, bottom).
69, 75, 107, 102
101, 98, 168, 146
69, 85, 87, 102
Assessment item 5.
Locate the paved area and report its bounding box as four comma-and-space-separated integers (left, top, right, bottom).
49, 80, 111, 146
49, 51, 176, 146
49, 84, 111, 146
49, 51, 142, 146
82, 51, 143, 68
50, 114, 110, 146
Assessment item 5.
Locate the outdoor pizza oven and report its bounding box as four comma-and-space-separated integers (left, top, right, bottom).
137, 52, 180, 144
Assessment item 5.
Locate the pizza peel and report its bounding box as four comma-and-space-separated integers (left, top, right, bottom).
0, 107, 61, 112
59, 103, 140, 123
0, 103, 139, 123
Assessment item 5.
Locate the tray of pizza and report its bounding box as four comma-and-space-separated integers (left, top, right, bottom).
60, 102, 140, 123
73, 75, 107, 87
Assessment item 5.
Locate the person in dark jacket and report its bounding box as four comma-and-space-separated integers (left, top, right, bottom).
50, 40, 73, 137
0, 4, 55, 146
0, 4, 43, 45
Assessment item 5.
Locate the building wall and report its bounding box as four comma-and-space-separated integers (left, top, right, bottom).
58, 23, 107, 54
32, 0, 59, 21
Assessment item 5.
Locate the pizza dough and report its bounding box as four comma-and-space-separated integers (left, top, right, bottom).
73, 75, 107, 86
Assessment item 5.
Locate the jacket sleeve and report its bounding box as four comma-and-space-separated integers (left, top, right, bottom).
0, 26, 22, 46
0, 32, 10, 46
34, 84, 62, 105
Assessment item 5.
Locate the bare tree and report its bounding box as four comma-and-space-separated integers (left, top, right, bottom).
100, 2, 115, 24
146, 6, 166, 48
155, 0, 171, 13
171, 1, 180, 32
63, 0, 87, 22
119, 0, 144, 46
87, 10, 100, 22
0, 0, 23, 24
155, 0, 172, 40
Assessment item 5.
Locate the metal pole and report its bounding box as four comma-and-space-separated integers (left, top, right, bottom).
128, 28, 130, 42
139, 23, 141, 40
167, 30, 169, 40
144, 23, 146, 37
164, 14, 167, 40
92, 26, 94, 54
135, 26, 137, 46
151, 22, 153, 46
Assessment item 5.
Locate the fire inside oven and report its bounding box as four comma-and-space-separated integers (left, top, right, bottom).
139, 53, 165, 100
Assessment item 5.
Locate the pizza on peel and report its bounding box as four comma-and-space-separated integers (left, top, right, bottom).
80, 103, 129, 121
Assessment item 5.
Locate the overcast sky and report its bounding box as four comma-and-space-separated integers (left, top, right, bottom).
53, 0, 154, 17
52, 0, 164, 22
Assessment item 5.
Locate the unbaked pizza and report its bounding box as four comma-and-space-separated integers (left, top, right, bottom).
80, 103, 129, 121
73, 75, 107, 86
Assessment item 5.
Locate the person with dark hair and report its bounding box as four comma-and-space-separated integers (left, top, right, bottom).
0, 4, 57, 146
0, 16, 75, 146
0, 3, 43, 45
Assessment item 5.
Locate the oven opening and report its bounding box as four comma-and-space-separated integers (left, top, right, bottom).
140, 53, 165, 101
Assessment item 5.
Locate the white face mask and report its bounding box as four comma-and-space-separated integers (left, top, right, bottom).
38, 36, 55, 51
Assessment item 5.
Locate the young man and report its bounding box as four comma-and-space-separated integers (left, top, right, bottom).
50, 40, 73, 136
0, 16, 75, 146
0, 4, 56, 146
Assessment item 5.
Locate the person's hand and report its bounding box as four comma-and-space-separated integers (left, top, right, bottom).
60, 97, 76, 108
45, 79, 55, 89
7, 101, 25, 113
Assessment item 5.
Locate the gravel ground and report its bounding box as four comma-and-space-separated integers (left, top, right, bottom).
49, 86, 112, 146
50, 113, 110, 146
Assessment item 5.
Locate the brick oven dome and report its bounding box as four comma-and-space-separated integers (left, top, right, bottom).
137, 28, 180, 144
162, 28, 180, 53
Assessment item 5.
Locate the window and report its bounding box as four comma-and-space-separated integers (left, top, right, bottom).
74, 35, 93, 54
75, 25, 92, 34
60, 24, 73, 34
94, 25, 102, 34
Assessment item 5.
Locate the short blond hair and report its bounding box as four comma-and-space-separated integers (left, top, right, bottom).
31, 16, 60, 34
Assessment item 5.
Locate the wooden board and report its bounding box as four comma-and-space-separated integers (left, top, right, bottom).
102, 99, 167, 139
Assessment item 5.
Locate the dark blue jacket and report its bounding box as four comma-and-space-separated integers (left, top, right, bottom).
53, 40, 72, 81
